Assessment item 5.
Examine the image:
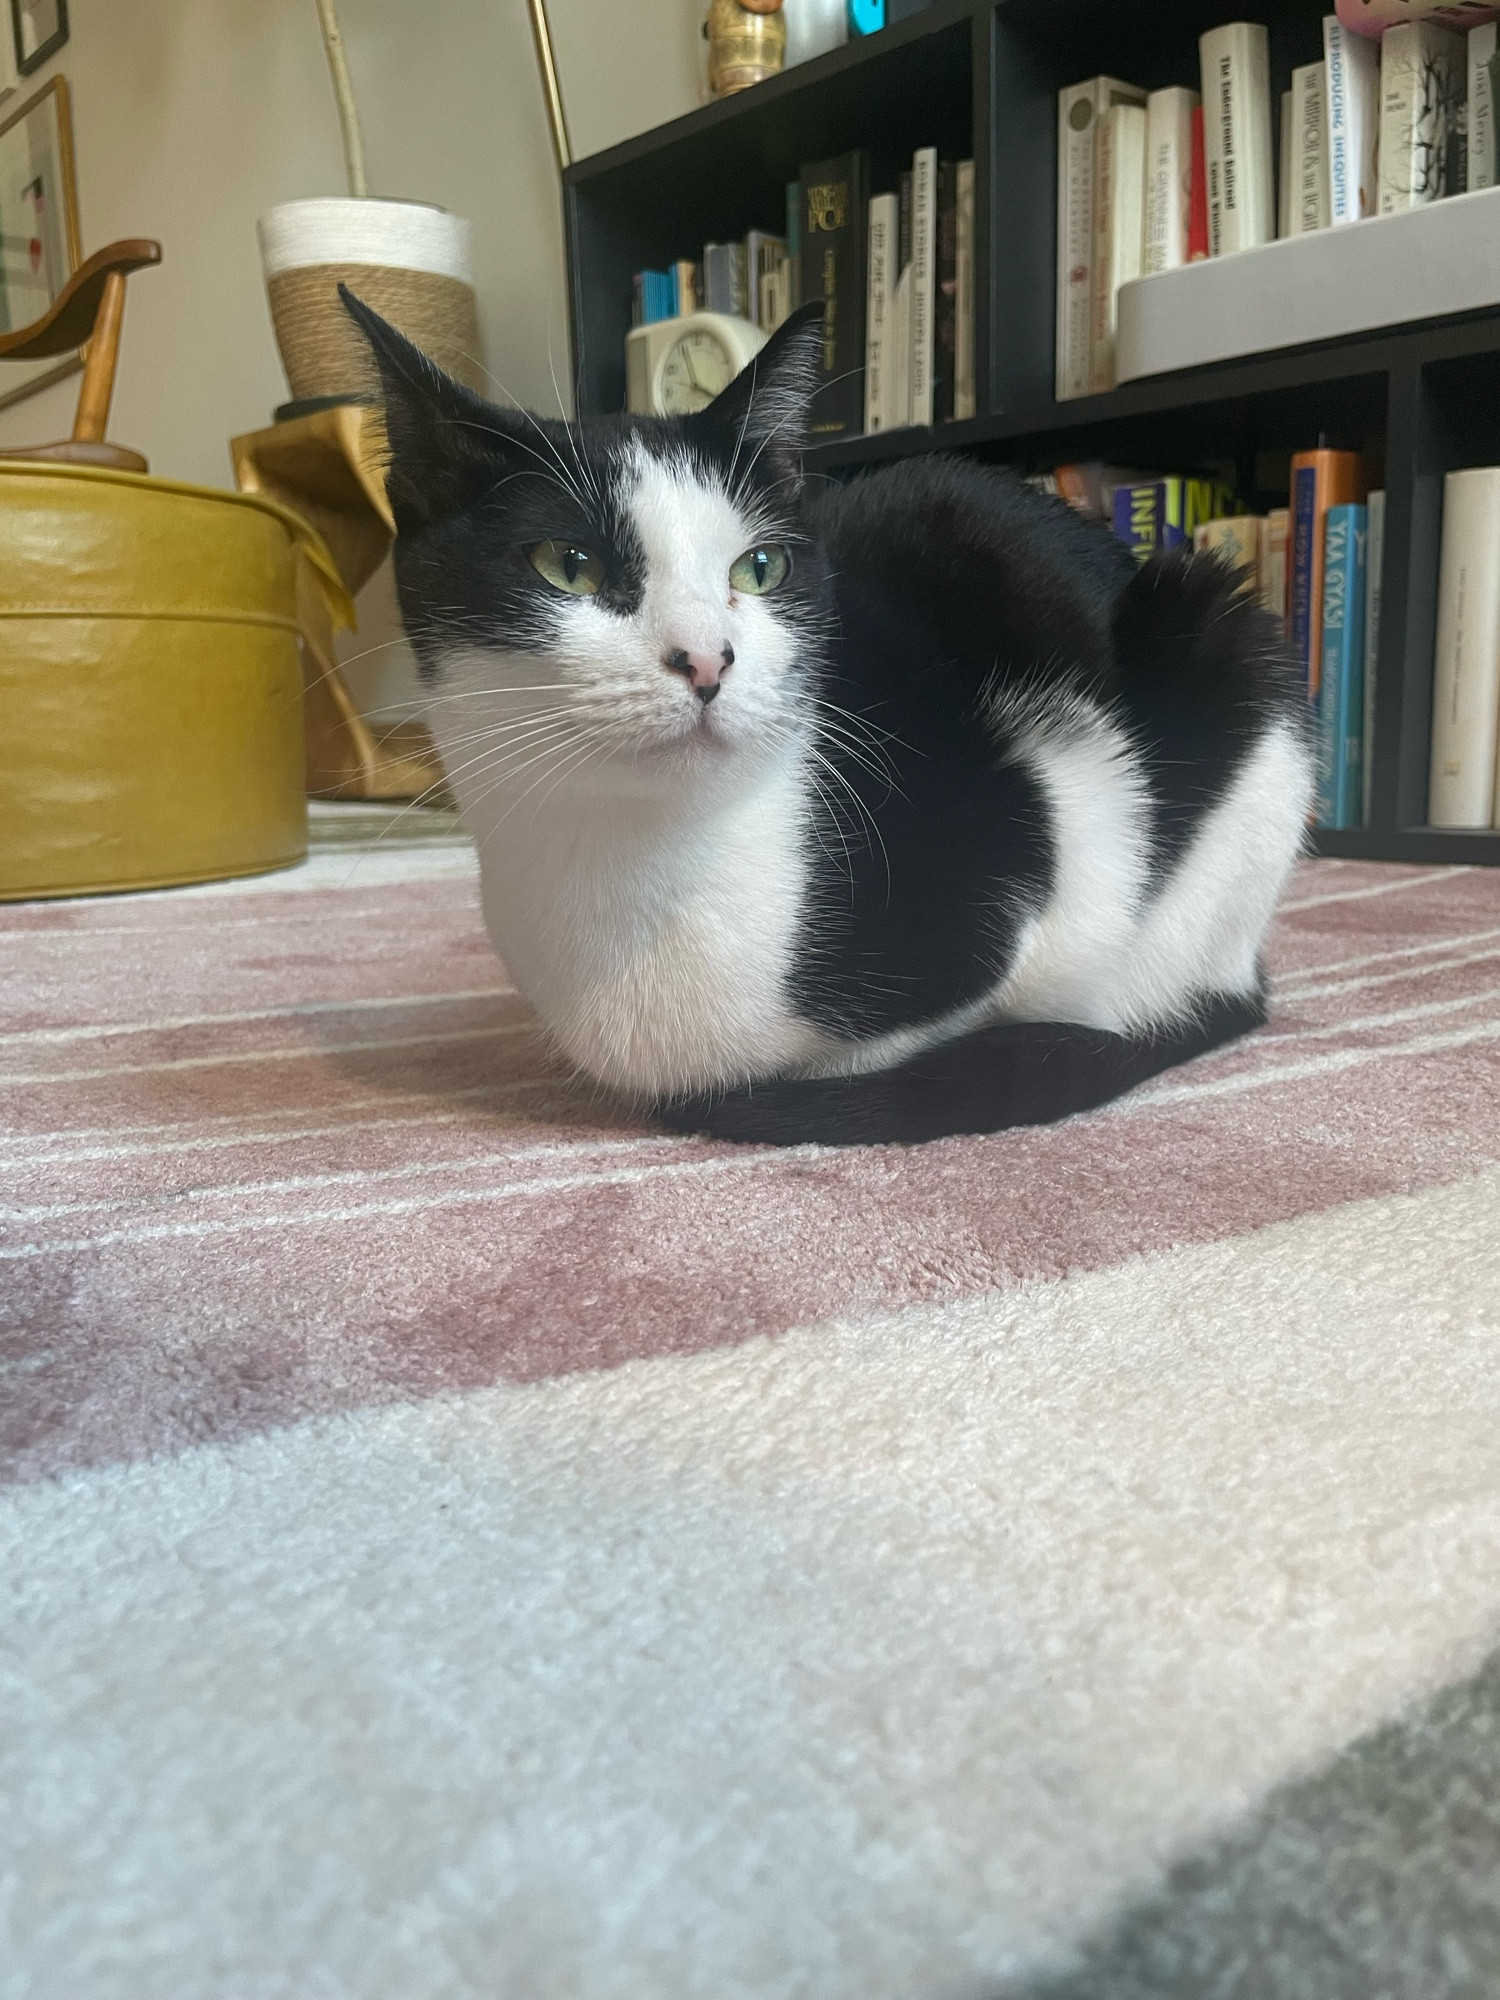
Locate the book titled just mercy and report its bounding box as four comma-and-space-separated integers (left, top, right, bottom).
799, 151, 870, 440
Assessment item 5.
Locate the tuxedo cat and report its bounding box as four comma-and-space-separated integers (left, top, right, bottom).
345, 291, 1313, 1145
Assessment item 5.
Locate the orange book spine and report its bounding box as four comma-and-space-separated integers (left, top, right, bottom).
1289, 449, 1368, 696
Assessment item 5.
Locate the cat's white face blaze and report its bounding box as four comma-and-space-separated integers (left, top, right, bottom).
428, 442, 806, 813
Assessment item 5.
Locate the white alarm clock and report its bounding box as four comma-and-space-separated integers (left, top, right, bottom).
625, 312, 767, 416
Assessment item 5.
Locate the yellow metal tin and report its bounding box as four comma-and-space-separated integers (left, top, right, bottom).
0, 461, 350, 901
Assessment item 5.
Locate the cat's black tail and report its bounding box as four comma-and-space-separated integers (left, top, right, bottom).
653, 991, 1264, 1146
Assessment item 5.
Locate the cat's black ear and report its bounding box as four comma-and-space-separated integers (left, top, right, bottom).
698, 300, 824, 495
340, 285, 511, 533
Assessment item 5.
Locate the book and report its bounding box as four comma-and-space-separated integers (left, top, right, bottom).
1323, 14, 1381, 225
1379, 20, 1466, 212
702, 242, 741, 316
1056, 76, 1147, 400
1334, 0, 1500, 31
785, 181, 802, 310
1278, 89, 1294, 236
1290, 449, 1368, 699
1291, 62, 1332, 233
1194, 514, 1262, 595
1188, 102, 1210, 258
1089, 101, 1147, 393
864, 191, 897, 432
889, 169, 913, 428
745, 231, 787, 332
1428, 467, 1500, 824
1470, 24, 1500, 187
1144, 88, 1198, 274
799, 151, 870, 440
910, 144, 938, 425
1111, 476, 1232, 561
1260, 506, 1290, 628
1199, 22, 1276, 256
1316, 502, 1369, 827
1363, 488, 1385, 819
954, 158, 976, 420
935, 159, 958, 422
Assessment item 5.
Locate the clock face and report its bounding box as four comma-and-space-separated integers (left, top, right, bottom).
657, 328, 736, 414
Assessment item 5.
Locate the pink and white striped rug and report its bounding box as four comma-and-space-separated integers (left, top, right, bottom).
5, 813, 1500, 1997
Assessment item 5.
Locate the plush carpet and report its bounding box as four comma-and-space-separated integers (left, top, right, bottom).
3, 812, 1500, 1998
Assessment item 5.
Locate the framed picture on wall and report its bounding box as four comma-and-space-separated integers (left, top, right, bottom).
11, 0, 68, 78
0, 74, 81, 410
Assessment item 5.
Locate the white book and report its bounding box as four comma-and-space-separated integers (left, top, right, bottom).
1291, 62, 1331, 233
1055, 76, 1147, 400
954, 159, 976, 420
1259, 507, 1289, 627
889, 261, 912, 428
1363, 489, 1384, 821
1089, 102, 1146, 392
909, 145, 938, 426
1143, 87, 1197, 274
1199, 22, 1275, 255
864, 193, 897, 433
1428, 468, 1500, 826
1278, 89, 1294, 236
1471, 23, 1498, 189
1380, 20, 1465, 213
1323, 13, 1380, 225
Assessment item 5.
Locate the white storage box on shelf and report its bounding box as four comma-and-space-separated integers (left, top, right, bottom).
1115, 182, 1500, 385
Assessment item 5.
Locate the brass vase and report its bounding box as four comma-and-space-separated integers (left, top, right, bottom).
706, 0, 786, 96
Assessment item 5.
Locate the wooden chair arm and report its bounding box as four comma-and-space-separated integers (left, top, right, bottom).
0, 238, 162, 361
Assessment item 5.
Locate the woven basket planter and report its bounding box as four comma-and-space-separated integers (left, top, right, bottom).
258, 198, 483, 404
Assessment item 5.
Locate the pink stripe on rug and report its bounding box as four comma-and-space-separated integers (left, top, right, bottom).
4, 856, 1498, 1484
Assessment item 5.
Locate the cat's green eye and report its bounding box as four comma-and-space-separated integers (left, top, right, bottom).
729, 544, 791, 595
527, 540, 605, 596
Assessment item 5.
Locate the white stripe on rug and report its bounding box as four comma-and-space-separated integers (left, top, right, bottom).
5, 1163, 1500, 1998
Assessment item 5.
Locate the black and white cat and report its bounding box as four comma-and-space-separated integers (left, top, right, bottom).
346, 292, 1313, 1145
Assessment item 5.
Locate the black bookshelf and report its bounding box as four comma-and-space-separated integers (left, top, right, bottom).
562, 0, 1500, 866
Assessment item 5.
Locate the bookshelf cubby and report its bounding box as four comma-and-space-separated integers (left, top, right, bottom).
562, 0, 1500, 866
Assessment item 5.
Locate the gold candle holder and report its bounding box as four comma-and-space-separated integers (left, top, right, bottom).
706, 0, 786, 97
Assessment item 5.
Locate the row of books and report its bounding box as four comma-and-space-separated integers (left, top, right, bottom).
1057, 14, 1499, 400
1031, 450, 1382, 827
630, 147, 976, 440
632, 226, 796, 337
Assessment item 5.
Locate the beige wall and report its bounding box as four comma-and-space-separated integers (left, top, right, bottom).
0, 0, 703, 713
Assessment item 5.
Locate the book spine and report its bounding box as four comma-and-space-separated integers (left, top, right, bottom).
1427, 467, 1500, 825
1260, 507, 1290, 630
1199, 22, 1275, 255
800, 153, 870, 439
910, 145, 938, 425
1317, 503, 1368, 827
1278, 89, 1293, 236
1188, 102, 1210, 258
1363, 489, 1385, 821
1475, 25, 1500, 189
1143, 87, 1198, 274
1380, 21, 1466, 212
703, 244, 731, 316
935, 160, 957, 422
1290, 462, 1320, 695
1089, 103, 1146, 393
1334, 0, 1500, 31
1159, 477, 1190, 550
1056, 82, 1099, 400
1112, 480, 1162, 563
1292, 62, 1331, 232
1193, 514, 1261, 590
785, 182, 802, 309
954, 159, 976, 420
864, 192, 896, 433
728, 242, 750, 318
1323, 16, 1381, 223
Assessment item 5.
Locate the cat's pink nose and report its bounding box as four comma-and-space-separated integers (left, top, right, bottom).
664, 644, 734, 704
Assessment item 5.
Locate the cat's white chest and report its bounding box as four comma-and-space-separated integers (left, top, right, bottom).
458, 752, 824, 1095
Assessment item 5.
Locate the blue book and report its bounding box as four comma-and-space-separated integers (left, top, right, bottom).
1111, 480, 1161, 563
848, 0, 885, 31
1316, 503, 1368, 828
1290, 461, 1319, 697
